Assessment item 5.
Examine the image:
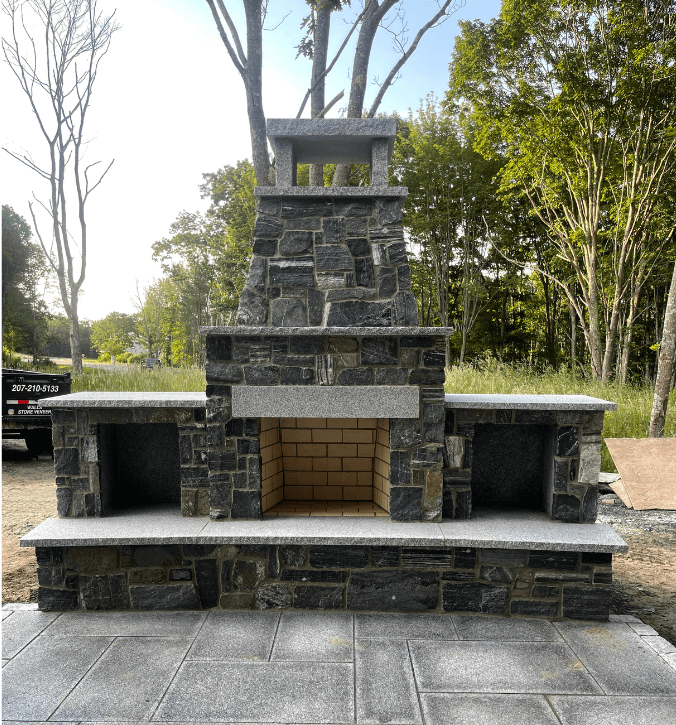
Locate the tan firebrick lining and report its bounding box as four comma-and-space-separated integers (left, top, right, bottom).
260, 417, 390, 514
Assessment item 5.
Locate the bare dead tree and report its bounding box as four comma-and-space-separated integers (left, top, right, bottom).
649, 255, 676, 437
2, 0, 118, 375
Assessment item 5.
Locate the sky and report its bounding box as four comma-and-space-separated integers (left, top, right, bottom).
1, 0, 500, 322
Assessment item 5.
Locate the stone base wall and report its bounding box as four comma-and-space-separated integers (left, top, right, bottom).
35, 544, 612, 621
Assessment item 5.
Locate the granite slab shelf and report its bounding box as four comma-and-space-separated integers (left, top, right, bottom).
444, 394, 617, 411
41, 392, 206, 409
21, 506, 627, 553
199, 326, 455, 336
253, 187, 409, 197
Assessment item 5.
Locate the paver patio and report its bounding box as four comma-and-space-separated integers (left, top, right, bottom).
3, 604, 676, 724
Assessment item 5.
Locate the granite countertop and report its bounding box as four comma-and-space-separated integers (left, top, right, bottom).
20, 506, 628, 552
39, 392, 207, 409
444, 394, 617, 411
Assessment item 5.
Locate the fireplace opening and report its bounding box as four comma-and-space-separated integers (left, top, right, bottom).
260, 417, 390, 516
99, 423, 181, 513
470, 423, 548, 511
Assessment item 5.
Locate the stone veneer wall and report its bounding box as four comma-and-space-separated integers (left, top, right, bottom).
442, 408, 603, 523
205, 333, 447, 521
235, 195, 417, 328
51, 407, 207, 518
34, 543, 612, 621
259, 417, 387, 511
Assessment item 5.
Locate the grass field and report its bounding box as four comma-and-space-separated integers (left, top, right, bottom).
445, 360, 676, 471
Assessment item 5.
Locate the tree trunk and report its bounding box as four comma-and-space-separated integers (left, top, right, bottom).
648, 257, 676, 437
569, 304, 577, 368
333, 0, 397, 186
69, 304, 83, 376
243, 0, 272, 186
309, 2, 332, 186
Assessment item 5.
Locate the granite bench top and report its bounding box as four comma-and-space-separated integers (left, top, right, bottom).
39, 392, 207, 409
444, 394, 617, 411
254, 187, 409, 198
20, 506, 628, 552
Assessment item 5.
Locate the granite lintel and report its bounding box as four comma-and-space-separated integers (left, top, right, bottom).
232, 385, 420, 419
40, 392, 207, 409
444, 394, 617, 412
20, 506, 627, 553
254, 186, 408, 198
200, 326, 454, 337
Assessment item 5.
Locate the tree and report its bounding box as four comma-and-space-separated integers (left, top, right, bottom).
2, 204, 50, 360
392, 100, 502, 365
90, 311, 137, 359
205, 0, 463, 186
451, 0, 676, 380
649, 256, 676, 437
2, 0, 119, 375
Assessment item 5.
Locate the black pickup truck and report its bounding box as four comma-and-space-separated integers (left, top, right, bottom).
2, 368, 72, 455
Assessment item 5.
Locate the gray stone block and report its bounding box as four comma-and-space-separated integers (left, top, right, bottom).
79, 574, 129, 611
442, 582, 508, 614
392, 290, 419, 325
554, 622, 676, 695
347, 570, 437, 611
271, 612, 353, 661
378, 266, 397, 297
50, 637, 192, 722
409, 639, 601, 694
0, 635, 111, 721
315, 244, 354, 271
187, 610, 279, 660
129, 584, 199, 610
549, 695, 676, 725
279, 230, 313, 255
236, 288, 269, 325
154, 660, 354, 722
326, 299, 391, 326
268, 258, 314, 287
356, 638, 422, 724
293, 585, 344, 609
1, 611, 59, 659
390, 486, 423, 521
421, 693, 561, 725
271, 297, 308, 327
255, 584, 293, 609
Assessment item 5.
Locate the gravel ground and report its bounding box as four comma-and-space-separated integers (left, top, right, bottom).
3, 438, 675, 644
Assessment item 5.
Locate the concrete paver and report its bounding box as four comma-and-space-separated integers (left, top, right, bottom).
355, 637, 421, 724
555, 621, 676, 695
2, 604, 676, 723
420, 693, 561, 725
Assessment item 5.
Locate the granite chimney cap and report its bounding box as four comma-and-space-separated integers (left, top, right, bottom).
267, 118, 397, 165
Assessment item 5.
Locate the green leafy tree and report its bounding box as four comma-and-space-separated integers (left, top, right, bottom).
91, 312, 138, 359
2, 205, 50, 360
451, 0, 676, 380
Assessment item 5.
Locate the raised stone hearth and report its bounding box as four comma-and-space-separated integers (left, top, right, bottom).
24, 119, 625, 619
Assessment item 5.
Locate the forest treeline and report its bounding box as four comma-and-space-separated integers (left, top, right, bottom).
4, 0, 675, 384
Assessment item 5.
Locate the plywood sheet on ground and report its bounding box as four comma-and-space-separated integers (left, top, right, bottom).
605, 438, 676, 511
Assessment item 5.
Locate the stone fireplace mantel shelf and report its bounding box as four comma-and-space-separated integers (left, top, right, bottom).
20, 506, 628, 552
199, 326, 455, 336
444, 394, 617, 411
40, 392, 206, 408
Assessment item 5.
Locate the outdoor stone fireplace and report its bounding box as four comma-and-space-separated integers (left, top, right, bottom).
23, 119, 626, 619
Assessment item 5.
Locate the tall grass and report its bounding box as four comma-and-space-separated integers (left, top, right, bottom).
445, 358, 676, 472
70, 365, 205, 393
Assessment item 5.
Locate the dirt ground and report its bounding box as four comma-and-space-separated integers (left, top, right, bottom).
3, 438, 675, 645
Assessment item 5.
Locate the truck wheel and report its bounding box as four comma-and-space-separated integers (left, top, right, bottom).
25, 430, 53, 457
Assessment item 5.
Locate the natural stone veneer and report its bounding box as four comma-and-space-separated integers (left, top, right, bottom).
51, 406, 207, 518
203, 331, 447, 522
34, 543, 613, 621
442, 406, 607, 523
